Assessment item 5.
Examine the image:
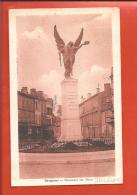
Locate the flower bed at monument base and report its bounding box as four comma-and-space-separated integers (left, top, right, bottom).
19, 139, 115, 153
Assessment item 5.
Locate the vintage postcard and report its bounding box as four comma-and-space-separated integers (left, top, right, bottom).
9, 7, 122, 186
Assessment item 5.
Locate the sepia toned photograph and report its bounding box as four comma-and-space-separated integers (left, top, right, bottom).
9, 8, 122, 186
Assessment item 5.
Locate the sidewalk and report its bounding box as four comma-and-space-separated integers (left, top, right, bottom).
20, 150, 115, 164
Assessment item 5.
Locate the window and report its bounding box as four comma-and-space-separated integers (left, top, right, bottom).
92, 127, 96, 138
47, 107, 52, 115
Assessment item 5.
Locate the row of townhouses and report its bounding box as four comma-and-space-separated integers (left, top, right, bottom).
18, 67, 114, 142
79, 67, 114, 140
18, 87, 61, 140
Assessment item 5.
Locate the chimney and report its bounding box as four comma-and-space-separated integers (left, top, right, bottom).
104, 83, 111, 96
30, 88, 37, 96
21, 87, 28, 94
96, 83, 100, 94
81, 96, 86, 102
81, 96, 84, 102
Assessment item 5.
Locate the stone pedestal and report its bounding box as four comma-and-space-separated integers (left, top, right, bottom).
59, 78, 82, 142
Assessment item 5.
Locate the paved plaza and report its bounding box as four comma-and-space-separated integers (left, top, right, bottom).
19, 150, 115, 179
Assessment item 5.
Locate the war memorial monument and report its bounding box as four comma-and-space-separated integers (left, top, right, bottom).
54, 25, 89, 142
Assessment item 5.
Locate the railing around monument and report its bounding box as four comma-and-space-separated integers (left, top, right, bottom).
19, 137, 115, 153
19, 142, 50, 153
88, 137, 115, 145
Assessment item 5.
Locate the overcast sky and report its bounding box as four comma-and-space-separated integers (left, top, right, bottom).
16, 12, 112, 104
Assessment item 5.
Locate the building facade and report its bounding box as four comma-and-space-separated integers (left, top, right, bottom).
18, 87, 54, 140
79, 68, 114, 142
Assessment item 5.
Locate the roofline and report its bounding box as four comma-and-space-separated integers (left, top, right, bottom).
79, 91, 104, 106
18, 91, 53, 102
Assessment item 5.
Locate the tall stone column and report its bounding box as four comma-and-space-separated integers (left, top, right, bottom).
59, 78, 82, 142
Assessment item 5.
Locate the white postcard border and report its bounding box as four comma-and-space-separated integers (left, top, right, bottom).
9, 7, 123, 187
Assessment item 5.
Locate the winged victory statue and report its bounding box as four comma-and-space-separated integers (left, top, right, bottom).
54, 25, 90, 78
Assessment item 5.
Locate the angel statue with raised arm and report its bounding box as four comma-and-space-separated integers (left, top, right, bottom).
54, 25, 90, 78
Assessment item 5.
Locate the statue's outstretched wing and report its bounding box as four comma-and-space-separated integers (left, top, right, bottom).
74, 28, 83, 47
54, 25, 65, 53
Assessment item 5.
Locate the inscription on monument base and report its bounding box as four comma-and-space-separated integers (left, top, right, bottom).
59, 78, 82, 141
